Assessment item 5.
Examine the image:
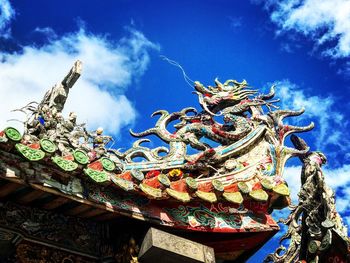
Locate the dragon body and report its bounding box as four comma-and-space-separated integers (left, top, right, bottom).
130, 110, 253, 151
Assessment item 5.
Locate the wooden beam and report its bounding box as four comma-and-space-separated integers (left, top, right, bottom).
41, 196, 70, 210
0, 182, 21, 198
64, 204, 91, 216
93, 212, 121, 222
78, 208, 106, 219
0, 177, 142, 222
16, 189, 46, 205
29, 183, 118, 213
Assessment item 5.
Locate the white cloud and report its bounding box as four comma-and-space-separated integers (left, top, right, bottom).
316, 164, 350, 220
273, 80, 350, 152
261, 0, 350, 58
0, 27, 159, 134
283, 165, 302, 202
0, 0, 14, 38
34, 27, 58, 40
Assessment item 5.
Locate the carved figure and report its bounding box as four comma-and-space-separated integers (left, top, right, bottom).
88, 127, 113, 159
41, 60, 82, 113
265, 136, 349, 262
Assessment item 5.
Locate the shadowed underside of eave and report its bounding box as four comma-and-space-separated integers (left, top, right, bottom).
0, 169, 119, 222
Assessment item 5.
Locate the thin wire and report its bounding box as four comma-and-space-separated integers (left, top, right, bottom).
160, 55, 195, 88
107, 138, 115, 151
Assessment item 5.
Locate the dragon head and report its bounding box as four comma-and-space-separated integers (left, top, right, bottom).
194, 78, 258, 115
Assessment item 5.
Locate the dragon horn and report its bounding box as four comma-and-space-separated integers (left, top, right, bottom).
279, 122, 314, 145
237, 90, 258, 98
151, 110, 169, 118
181, 107, 197, 114
270, 108, 306, 126
133, 138, 151, 148
223, 79, 239, 86
129, 127, 158, 138
258, 85, 275, 100
214, 78, 223, 88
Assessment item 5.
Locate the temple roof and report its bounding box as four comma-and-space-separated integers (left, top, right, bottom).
0, 61, 315, 211
1, 61, 349, 262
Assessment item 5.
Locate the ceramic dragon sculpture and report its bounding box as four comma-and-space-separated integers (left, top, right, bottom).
2, 62, 315, 204
129, 78, 313, 172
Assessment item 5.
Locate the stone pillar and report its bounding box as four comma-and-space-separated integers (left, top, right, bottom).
138, 228, 215, 263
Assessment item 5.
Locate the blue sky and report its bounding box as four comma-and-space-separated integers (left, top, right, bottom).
0, 0, 349, 261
